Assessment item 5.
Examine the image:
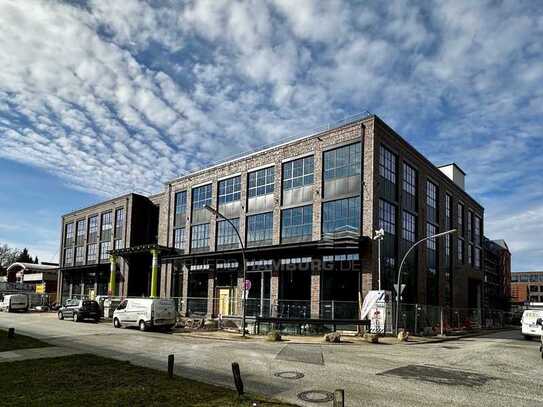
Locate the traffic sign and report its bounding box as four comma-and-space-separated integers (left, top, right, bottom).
393, 284, 406, 295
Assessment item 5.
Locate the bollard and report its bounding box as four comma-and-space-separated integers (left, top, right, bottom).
334, 389, 345, 407
7, 328, 15, 339
168, 354, 174, 379
231, 362, 244, 396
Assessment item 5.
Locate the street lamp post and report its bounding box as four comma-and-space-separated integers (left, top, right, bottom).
394, 229, 456, 335
373, 229, 385, 291
204, 205, 247, 337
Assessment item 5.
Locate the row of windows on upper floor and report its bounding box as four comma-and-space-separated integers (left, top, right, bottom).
64, 208, 125, 248
379, 145, 482, 243
174, 142, 362, 215
378, 198, 482, 270
172, 196, 361, 252
512, 274, 543, 283
63, 238, 124, 268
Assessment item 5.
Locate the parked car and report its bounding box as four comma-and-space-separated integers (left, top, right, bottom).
58, 299, 101, 322
113, 298, 176, 331
521, 309, 543, 339
0, 294, 28, 312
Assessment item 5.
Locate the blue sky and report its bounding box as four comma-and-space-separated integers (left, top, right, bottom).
0, 1, 541, 271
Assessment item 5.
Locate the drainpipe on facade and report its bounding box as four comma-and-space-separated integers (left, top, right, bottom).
150, 248, 159, 298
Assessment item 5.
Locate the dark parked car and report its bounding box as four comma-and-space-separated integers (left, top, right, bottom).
58, 299, 101, 322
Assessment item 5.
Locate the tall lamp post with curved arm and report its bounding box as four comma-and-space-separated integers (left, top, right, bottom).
204, 205, 247, 338
394, 229, 457, 335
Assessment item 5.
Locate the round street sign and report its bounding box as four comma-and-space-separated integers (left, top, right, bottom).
244, 279, 252, 290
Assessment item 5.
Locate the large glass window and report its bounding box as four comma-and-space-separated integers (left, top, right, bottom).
218, 176, 241, 204
322, 196, 361, 234
467, 243, 473, 265
173, 227, 186, 250
281, 205, 313, 242
402, 211, 416, 242
457, 238, 464, 263
175, 191, 187, 215
457, 203, 464, 235
403, 163, 416, 196
445, 234, 451, 267
379, 200, 396, 235
426, 180, 438, 223
247, 212, 273, 245
192, 184, 212, 210
63, 247, 74, 266
216, 219, 240, 250
114, 208, 124, 239
64, 223, 74, 246
100, 212, 112, 241
88, 216, 98, 243
99, 241, 111, 262
248, 167, 274, 197
467, 210, 473, 241
379, 145, 396, 184
87, 243, 97, 263
174, 191, 187, 227
75, 246, 85, 265
427, 222, 438, 304
474, 247, 481, 269
427, 223, 437, 271
191, 224, 210, 250
323, 142, 361, 180
282, 156, 314, 190
76, 220, 86, 246
474, 215, 481, 245
445, 194, 452, 228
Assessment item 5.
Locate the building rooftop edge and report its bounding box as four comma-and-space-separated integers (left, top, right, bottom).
165, 112, 374, 186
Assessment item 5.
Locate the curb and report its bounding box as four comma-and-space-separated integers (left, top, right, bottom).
404, 329, 513, 345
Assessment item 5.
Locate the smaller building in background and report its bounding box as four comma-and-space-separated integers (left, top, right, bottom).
3, 262, 59, 304
482, 238, 511, 312
511, 271, 543, 305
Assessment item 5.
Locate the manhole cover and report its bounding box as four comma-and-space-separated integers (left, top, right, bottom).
297, 390, 334, 403
274, 371, 305, 380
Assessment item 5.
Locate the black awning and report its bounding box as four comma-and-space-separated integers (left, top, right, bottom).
161, 235, 369, 264
109, 244, 179, 258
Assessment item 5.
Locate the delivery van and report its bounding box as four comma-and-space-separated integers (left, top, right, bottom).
113, 298, 176, 331
0, 294, 29, 312
521, 309, 543, 339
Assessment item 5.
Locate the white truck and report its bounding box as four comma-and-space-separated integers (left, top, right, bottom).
113, 298, 176, 331
521, 309, 543, 339
0, 294, 29, 312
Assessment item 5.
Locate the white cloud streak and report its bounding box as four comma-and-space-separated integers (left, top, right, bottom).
0, 0, 541, 270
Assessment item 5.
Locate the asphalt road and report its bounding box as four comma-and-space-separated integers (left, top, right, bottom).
1, 312, 542, 407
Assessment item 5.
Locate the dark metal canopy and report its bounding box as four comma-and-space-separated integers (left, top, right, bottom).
109, 244, 179, 258
161, 233, 369, 263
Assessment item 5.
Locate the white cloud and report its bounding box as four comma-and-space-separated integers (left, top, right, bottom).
0, 0, 541, 270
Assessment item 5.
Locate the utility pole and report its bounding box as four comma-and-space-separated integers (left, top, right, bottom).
373, 229, 385, 291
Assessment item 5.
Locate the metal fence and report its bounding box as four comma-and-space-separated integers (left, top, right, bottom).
59, 294, 510, 335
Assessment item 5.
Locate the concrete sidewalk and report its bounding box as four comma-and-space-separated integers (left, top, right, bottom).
0, 346, 84, 362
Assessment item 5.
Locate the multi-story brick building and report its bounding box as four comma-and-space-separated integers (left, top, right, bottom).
511, 271, 543, 304
57, 193, 161, 301
58, 114, 489, 320
482, 238, 511, 312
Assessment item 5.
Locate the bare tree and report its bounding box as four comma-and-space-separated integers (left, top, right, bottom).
0, 244, 20, 269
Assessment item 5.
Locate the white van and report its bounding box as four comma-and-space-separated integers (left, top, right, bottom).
113, 298, 176, 331
0, 294, 29, 312
521, 309, 543, 339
